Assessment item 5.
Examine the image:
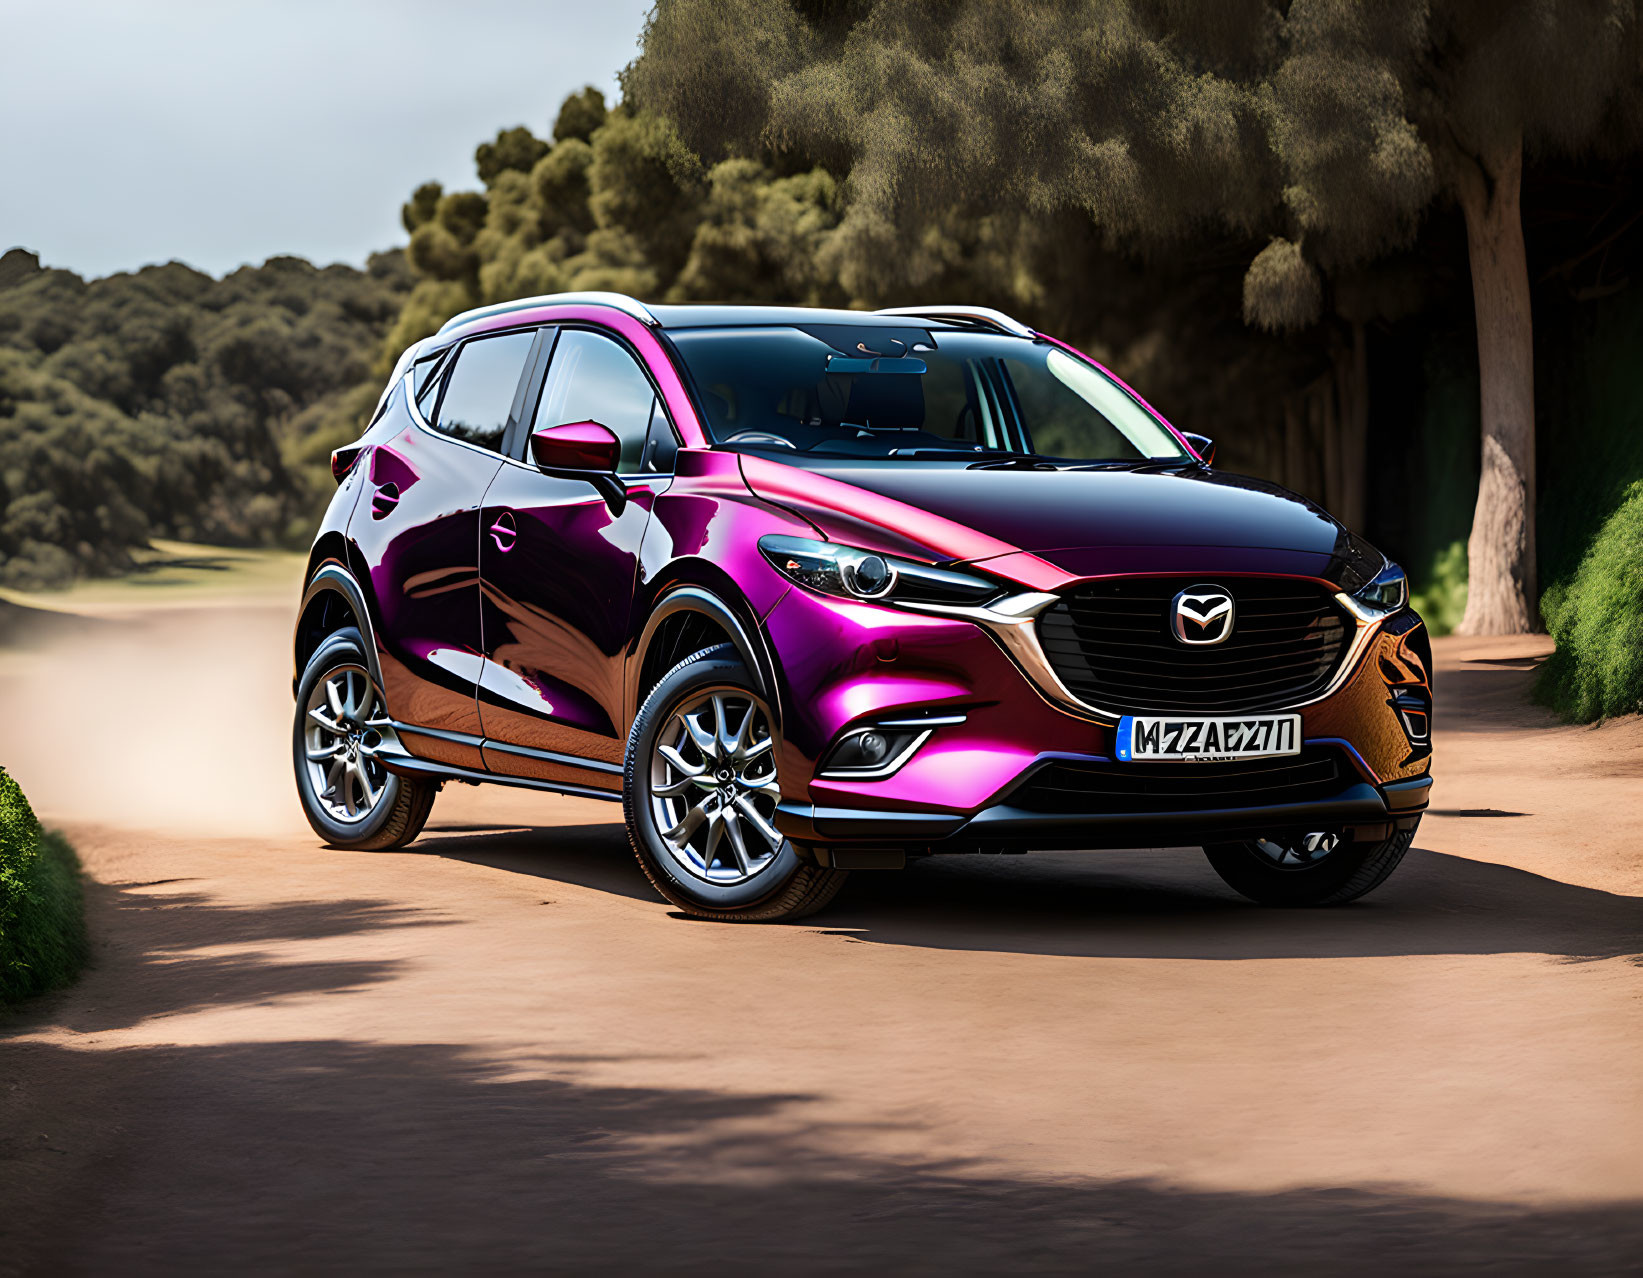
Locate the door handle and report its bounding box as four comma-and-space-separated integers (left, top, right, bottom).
489, 510, 518, 553
370, 481, 401, 520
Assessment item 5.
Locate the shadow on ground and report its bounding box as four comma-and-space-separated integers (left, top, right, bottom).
14, 881, 452, 1034
408, 820, 1643, 964
2, 1032, 1637, 1275
2, 825, 1637, 1273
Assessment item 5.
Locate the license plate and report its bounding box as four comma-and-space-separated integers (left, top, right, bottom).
1116, 713, 1301, 762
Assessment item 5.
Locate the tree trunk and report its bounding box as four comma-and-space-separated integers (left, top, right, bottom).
1456, 136, 1536, 635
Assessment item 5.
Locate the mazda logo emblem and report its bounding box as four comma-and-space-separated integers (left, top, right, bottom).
1171, 585, 1235, 645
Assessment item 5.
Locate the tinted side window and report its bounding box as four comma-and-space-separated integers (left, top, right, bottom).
430, 330, 535, 451
532, 329, 658, 472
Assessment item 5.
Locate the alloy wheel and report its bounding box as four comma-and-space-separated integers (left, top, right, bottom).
649, 689, 784, 885
303, 664, 394, 823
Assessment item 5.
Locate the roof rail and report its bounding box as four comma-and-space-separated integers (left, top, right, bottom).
874, 304, 1036, 338
437, 291, 659, 336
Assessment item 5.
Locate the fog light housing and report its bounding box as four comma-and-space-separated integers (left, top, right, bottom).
1389, 691, 1431, 745
817, 714, 965, 780
821, 727, 918, 776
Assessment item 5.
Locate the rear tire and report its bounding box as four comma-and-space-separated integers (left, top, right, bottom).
624, 645, 848, 921
1203, 820, 1417, 906
293, 627, 436, 850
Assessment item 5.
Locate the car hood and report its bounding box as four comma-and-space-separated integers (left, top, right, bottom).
736, 456, 1381, 589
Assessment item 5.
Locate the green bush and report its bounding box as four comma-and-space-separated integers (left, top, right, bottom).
1409, 539, 1468, 637
1536, 481, 1643, 722
0, 769, 86, 1008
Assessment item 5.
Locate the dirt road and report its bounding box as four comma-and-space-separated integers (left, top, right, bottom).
1, 607, 1639, 1273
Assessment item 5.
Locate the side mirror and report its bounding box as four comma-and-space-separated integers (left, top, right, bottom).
530, 420, 627, 514
530, 420, 620, 472
1182, 432, 1216, 466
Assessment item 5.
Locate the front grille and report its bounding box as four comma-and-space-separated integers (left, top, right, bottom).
1037, 577, 1352, 714
1013, 747, 1346, 815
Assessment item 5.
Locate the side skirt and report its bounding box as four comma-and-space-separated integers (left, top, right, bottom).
381, 754, 622, 802
379, 721, 623, 803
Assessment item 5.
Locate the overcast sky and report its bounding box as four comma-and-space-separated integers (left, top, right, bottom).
1, 0, 653, 279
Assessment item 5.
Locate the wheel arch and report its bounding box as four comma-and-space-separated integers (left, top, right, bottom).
294, 546, 385, 697
628, 578, 780, 733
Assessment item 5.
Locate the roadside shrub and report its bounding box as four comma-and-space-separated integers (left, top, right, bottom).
1409, 539, 1468, 637
1536, 481, 1643, 722
0, 769, 86, 1008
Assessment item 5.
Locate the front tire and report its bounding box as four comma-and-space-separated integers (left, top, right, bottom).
293, 627, 436, 850
624, 646, 847, 921
1203, 820, 1417, 906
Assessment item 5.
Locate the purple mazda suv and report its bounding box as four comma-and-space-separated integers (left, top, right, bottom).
292, 293, 1432, 920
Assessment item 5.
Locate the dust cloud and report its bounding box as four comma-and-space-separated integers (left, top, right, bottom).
0, 606, 308, 836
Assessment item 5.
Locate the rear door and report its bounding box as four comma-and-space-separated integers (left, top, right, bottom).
477, 326, 678, 785
350, 326, 542, 767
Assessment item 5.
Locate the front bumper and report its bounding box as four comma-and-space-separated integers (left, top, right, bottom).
759, 575, 1434, 853
776, 773, 1430, 855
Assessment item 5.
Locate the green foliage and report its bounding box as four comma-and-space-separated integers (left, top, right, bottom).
629, 0, 1643, 326
1409, 539, 1468, 637
0, 769, 86, 1009
553, 86, 609, 144
401, 181, 443, 234
0, 248, 410, 585
1243, 238, 1322, 330
476, 126, 551, 186
1536, 482, 1643, 721
533, 138, 597, 234
387, 86, 843, 344
629, 0, 1279, 301
1534, 283, 1643, 591
671, 160, 845, 304
0, 248, 39, 290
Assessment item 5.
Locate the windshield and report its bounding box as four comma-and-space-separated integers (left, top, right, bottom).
666, 324, 1189, 463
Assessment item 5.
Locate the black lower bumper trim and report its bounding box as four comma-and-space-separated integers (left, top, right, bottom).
959, 783, 1389, 850
775, 802, 966, 843
1383, 775, 1433, 811
777, 783, 1395, 851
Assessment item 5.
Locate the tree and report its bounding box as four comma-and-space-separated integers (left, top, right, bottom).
1254, 0, 1643, 634
629, 0, 1643, 634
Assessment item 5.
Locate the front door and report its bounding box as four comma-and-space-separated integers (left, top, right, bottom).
477, 326, 676, 785
351, 326, 540, 766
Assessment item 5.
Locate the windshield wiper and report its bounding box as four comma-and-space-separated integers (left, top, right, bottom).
1062, 458, 1200, 473
884, 447, 1009, 460
966, 454, 1059, 470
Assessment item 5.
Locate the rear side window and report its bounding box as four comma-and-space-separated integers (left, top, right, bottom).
429, 330, 536, 452
532, 329, 662, 472
411, 350, 445, 400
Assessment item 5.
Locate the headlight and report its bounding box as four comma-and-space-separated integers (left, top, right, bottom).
1343, 561, 1408, 620
758, 535, 1002, 606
